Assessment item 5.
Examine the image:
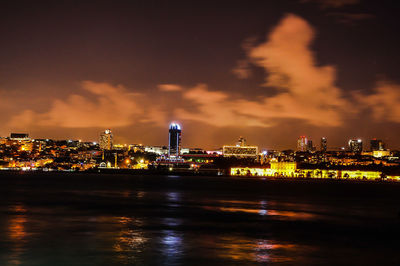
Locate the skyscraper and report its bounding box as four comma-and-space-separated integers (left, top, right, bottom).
348, 139, 363, 153
321, 137, 327, 152
370, 139, 385, 151
99, 129, 113, 150
307, 140, 314, 152
168, 122, 182, 157
297, 136, 308, 152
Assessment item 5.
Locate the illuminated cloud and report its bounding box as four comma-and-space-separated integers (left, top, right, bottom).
248, 14, 349, 126
357, 82, 400, 123
9, 81, 144, 129
175, 84, 270, 128
232, 60, 252, 79
173, 14, 350, 128
158, 84, 183, 92
7, 14, 358, 134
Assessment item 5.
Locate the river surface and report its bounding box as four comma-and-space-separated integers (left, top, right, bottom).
0, 172, 399, 265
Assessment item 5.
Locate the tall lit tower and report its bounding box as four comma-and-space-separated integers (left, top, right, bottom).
168, 122, 182, 157
321, 137, 327, 152
99, 129, 113, 150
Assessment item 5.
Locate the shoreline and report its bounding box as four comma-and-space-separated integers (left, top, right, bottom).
1, 167, 400, 184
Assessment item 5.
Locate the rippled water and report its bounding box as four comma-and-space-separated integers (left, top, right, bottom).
0, 172, 399, 265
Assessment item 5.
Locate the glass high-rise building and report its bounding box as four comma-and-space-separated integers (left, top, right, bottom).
297, 136, 308, 152
321, 137, 327, 152
99, 129, 113, 150
370, 139, 385, 151
168, 123, 181, 157
348, 139, 363, 153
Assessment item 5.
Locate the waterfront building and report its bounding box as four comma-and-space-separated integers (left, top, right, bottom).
223, 137, 258, 158
231, 165, 382, 180
99, 129, 113, 150
372, 150, 391, 158
145, 146, 168, 155
168, 122, 182, 157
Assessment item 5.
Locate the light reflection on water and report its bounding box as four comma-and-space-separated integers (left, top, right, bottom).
112, 216, 148, 264
7, 204, 28, 265
166, 191, 181, 202
1, 175, 398, 265
217, 199, 317, 220
204, 205, 316, 220
166, 191, 181, 208
161, 230, 184, 262
214, 236, 296, 263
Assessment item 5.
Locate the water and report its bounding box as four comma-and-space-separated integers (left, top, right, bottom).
0, 172, 399, 265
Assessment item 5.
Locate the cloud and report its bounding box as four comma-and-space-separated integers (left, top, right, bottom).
232, 59, 252, 79
175, 84, 271, 127
356, 82, 400, 123
301, 0, 360, 8
172, 14, 350, 128
7, 13, 398, 142
9, 81, 144, 129
158, 84, 183, 92
247, 14, 349, 126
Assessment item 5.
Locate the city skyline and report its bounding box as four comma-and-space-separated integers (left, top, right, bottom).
1, 1, 399, 149
1, 127, 392, 152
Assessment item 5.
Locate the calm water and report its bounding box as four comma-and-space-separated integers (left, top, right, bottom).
0, 172, 399, 265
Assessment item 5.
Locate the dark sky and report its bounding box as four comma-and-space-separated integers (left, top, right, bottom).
1, 0, 400, 150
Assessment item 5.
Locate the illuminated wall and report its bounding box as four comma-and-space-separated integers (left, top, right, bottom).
99, 129, 113, 150
223, 146, 258, 158
231, 167, 383, 181
372, 150, 391, 158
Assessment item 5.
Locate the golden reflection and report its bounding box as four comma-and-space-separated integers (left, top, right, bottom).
203, 206, 315, 220
136, 191, 146, 199
8, 204, 29, 265
113, 216, 147, 259
216, 236, 295, 263
121, 190, 131, 198
9, 216, 27, 240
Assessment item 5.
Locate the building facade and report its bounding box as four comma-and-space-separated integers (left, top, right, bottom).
223, 136, 258, 158
321, 137, 327, 152
348, 139, 363, 153
168, 123, 182, 157
99, 129, 113, 150
370, 139, 385, 151
297, 136, 308, 152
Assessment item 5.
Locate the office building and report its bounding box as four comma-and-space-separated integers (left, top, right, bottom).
99, 129, 113, 150
223, 137, 258, 158
10, 133, 29, 141
168, 122, 182, 157
348, 139, 363, 153
321, 137, 327, 152
370, 139, 385, 151
297, 136, 308, 152
307, 140, 314, 152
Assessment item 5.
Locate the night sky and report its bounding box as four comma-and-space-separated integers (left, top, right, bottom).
1, 0, 400, 150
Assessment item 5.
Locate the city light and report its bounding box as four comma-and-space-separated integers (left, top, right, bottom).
0, 125, 398, 181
